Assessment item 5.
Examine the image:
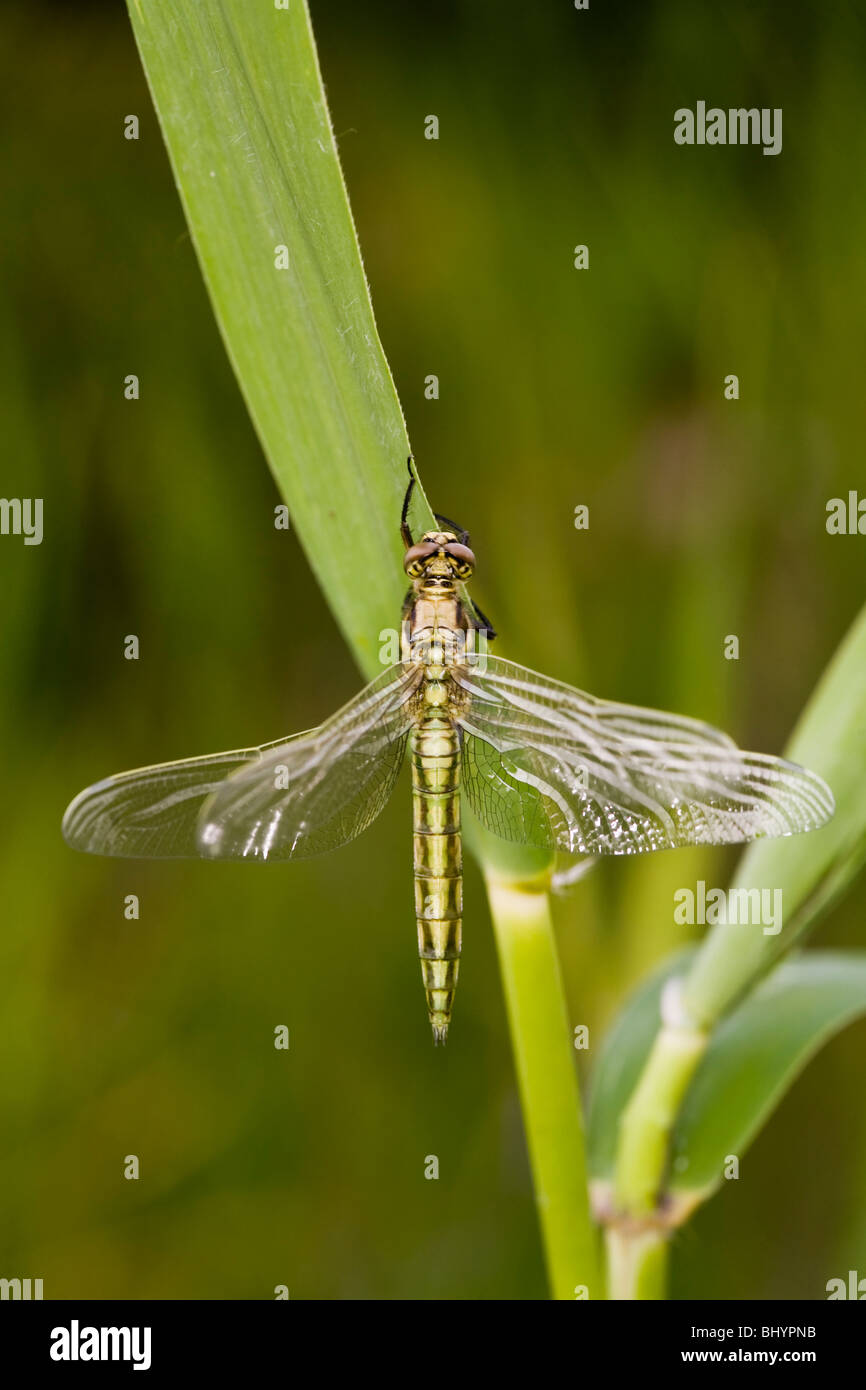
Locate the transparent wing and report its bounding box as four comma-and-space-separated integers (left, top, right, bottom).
63, 737, 302, 859
456, 655, 834, 856
198, 663, 422, 861
63, 664, 422, 861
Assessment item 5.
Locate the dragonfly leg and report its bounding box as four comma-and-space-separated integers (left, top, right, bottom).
400, 456, 416, 548
434, 512, 470, 546
469, 599, 497, 641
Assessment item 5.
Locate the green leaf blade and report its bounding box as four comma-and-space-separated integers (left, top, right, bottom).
671, 952, 866, 1198
682, 603, 866, 1026
589, 950, 866, 1207
126, 0, 431, 678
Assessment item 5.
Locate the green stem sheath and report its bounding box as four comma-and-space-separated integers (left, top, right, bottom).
606, 991, 708, 1299
605, 1227, 669, 1301
613, 1019, 708, 1216
485, 873, 601, 1301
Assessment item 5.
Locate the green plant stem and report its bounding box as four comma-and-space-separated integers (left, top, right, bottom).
605, 1227, 669, 1301
613, 1020, 708, 1216
606, 1005, 708, 1299
485, 871, 600, 1301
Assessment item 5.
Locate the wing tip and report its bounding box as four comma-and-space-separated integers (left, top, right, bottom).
779, 757, 835, 829
61, 792, 94, 854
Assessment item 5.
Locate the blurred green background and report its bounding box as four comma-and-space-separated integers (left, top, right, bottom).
1, 0, 864, 1299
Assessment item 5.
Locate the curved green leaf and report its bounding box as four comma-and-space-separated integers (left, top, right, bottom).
589, 950, 866, 1208
670, 952, 866, 1199
683, 602, 866, 1027
603, 602, 866, 1242
126, 0, 434, 679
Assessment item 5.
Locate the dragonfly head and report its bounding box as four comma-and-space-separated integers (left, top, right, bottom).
403, 531, 475, 584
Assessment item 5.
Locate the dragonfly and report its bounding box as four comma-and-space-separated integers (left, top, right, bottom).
63, 462, 834, 1043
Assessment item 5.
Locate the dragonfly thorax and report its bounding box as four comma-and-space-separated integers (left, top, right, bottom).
402, 608, 473, 668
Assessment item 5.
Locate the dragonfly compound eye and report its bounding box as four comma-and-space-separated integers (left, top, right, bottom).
403, 541, 438, 577
445, 542, 475, 578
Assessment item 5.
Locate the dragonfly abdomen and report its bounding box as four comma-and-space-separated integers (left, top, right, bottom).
410, 699, 462, 1045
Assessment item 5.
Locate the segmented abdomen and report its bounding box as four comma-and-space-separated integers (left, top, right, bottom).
411, 699, 462, 1044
